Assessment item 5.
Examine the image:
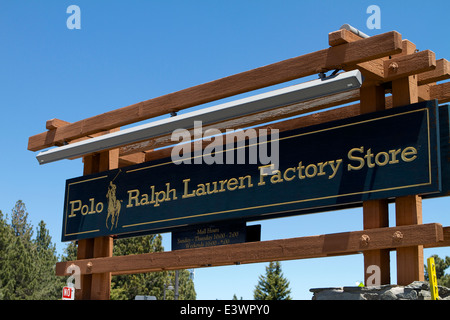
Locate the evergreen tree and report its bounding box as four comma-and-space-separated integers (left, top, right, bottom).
33, 220, 62, 299
0, 210, 12, 254
10, 200, 33, 240
110, 234, 196, 300
60, 234, 197, 300
165, 270, 196, 300
0, 210, 13, 299
59, 241, 77, 295
0, 199, 198, 300
253, 261, 292, 300
61, 241, 78, 262
2, 201, 36, 299
0, 201, 61, 300
111, 234, 167, 300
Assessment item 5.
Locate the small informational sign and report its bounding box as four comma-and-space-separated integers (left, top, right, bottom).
172, 222, 247, 250
61, 100, 441, 242
62, 286, 75, 300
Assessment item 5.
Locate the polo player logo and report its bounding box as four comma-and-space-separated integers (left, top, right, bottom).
106, 179, 122, 231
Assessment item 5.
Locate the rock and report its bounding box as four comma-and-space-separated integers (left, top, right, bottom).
380, 290, 398, 300
405, 281, 429, 290
397, 288, 418, 300
310, 281, 450, 300
438, 285, 450, 299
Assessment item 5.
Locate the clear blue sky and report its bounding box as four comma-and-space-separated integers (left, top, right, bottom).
1, 0, 449, 300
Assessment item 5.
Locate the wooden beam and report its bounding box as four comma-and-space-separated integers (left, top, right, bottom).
142, 81, 450, 163
120, 88, 361, 157
384, 50, 436, 82
398, 40, 417, 56
328, 29, 386, 81
418, 84, 432, 101
418, 59, 450, 85
51, 50, 437, 160
424, 227, 450, 248
328, 29, 363, 46
56, 223, 444, 276
145, 103, 362, 162
431, 81, 450, 103
392, 74, 418, 106
350, 41, 436, 86
28, 31, 403, 152
119, 152, 146, 167
46, 118, 70, 130
356, 60, 385, 82
359, 85, 386, 113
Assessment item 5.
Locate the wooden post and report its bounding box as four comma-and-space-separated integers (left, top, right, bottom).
395, 195, 424, 285
391, 40, 424, 285
360, 85, 391, 285
76, 238, 93, 300
76, 148, 119, 300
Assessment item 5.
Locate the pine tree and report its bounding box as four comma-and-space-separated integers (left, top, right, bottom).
0, 201, 62, 300
61, 241, 78, 262
0, 210, 13, 299
111, 234, 196, 300
2, 201, 36, 299
10, 200, 33, 240
33, 220, 62, 299
111, 234, 167, 300
60, 234, 197, 300
253, 261, 292, 300
165, 269, 196, 300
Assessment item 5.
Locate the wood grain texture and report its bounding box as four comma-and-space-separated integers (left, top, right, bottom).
28, 31, 402, 152
46, 118, 70, 130
56, 223, 444, 276
384, 50, 436, 82
425, 227, 450, 248
391, 42, 424, 285
418, 59, 450, 85
431, 81, 450, 103
75, 143, 119, 300
328, 29, 363, 46
360, 84, 391, 285
141, 82, 450, 163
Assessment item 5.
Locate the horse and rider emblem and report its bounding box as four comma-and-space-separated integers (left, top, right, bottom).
106, 171, 122, 230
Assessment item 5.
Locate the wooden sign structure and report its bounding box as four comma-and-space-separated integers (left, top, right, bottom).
29, 28, 450, 300
61, 100, 441, 242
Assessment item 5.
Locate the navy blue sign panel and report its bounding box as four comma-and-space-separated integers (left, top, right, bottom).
61, 100, 441, 241
424, 104, 450, 200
